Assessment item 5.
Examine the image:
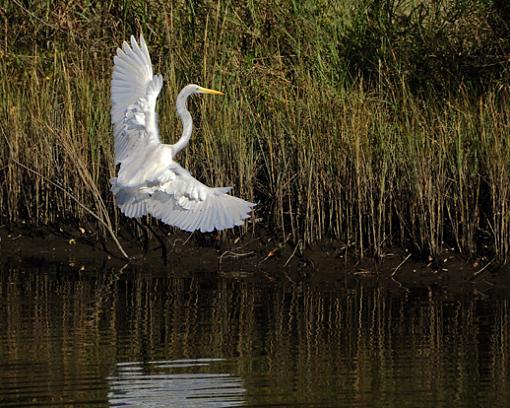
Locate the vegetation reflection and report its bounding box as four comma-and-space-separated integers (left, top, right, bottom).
0, 265, 509, 406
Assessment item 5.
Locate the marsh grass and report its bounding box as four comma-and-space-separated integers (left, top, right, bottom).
1, 0, 510, 260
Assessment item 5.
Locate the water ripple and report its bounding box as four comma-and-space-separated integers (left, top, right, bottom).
108, 359, 245, 407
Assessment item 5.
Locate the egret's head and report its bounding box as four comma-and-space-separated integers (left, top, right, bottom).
181, 84, 224, 96
177, 84, 224, 111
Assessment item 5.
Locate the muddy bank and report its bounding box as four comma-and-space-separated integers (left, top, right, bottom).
1, 223, 509, 293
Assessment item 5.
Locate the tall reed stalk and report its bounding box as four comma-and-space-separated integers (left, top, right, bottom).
1, 0, 509, 261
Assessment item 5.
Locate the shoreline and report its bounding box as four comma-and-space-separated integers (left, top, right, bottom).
1, 224, 509, 294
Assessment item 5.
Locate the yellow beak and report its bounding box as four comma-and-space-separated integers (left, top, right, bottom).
197, 86, 224, 96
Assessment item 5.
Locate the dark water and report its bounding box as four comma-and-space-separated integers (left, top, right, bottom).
0, 260, 509, 407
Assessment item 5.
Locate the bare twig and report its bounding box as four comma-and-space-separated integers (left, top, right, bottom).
391, 253, 412, 277
170, 231, 194, 249
471, 258, 495, 280
9, 157, 129, 259
219, 250, 255, 264
182, 231, 195, 246
259, 233, 292, 265
283, 240, 301, 267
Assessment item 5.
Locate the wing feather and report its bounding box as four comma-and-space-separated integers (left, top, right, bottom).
144, 165, 254, 232
201, 199, 213, 232
111, 34, 162, 165
115, 166, 256, 231
111, 34, 255, 231
216, 198, 227, 230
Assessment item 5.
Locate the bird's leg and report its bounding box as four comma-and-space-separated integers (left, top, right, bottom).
144, 221, 168, 265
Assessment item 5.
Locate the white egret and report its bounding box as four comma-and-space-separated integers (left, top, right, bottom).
110, 34, 254, 232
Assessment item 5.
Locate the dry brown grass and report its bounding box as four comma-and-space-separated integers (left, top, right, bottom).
1, 0, 510, 260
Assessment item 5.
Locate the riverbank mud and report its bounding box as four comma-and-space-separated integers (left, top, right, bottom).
1, 223, 509, 294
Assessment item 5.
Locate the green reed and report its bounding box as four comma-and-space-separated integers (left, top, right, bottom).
1, 0, 510, 260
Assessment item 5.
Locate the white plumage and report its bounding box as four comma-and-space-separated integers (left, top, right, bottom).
110, 34, 255, 232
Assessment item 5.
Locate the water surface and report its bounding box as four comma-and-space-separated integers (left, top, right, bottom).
0, 260, 509, 407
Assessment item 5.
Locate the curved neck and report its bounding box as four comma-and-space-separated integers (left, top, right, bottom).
172, 86, 195, 156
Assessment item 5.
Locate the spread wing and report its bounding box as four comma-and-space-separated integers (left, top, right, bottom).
110, 34, 255, 231
147, 164, 255, 232
111, 34, 163, 165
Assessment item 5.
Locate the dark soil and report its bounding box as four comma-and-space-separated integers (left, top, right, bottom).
1, 223, 509, 295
